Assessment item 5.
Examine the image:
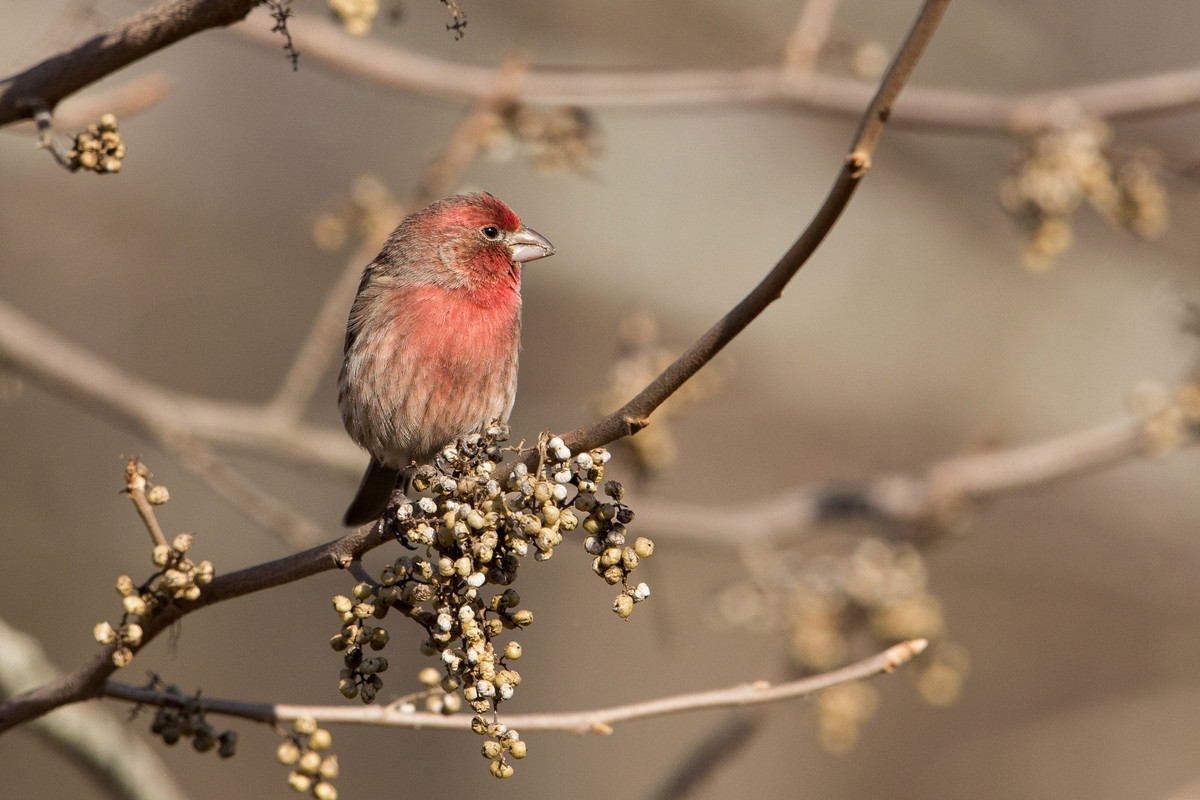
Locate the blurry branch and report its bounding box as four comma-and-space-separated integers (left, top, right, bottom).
635, 416, 1169, 545
233, 7, 1200, 133
551, 0, 951, 461
783, 0, 843, 72
651, 715, 764, 800
0, 302, 359, 471
7, 74, 174, 135
0, 0, 258, 128
99, 639, 926, 733
0, 617, 192, 800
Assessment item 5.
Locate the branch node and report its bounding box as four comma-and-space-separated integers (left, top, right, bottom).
845, 149, 871, 178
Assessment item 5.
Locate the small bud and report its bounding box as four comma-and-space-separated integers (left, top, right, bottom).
120, 623, 144, 647
318, 755, 339, 780
418, 667, 441, 686
298, 750, 322, 775
218, 729, 236, 762
111, 646, 134, 667
115, 575, 135, 597
504, 641, 522, 660
122, 594, 148, 617
277, 740, 301, 765
152, 544, 172, 566
634, 537, 655, 558
490, 759, 515, 779
509, 739, 528, 759
286, 771, 312, 792
93, 621, 117, 644
146, 485, 170, 505
313, 781, 338, 800
613, 594, 634, 618
482, 740, 503, 759
308, 728, 332, 751
294, 716, 318, 736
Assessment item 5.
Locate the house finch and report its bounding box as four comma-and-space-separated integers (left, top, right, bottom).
338, 193, 554, 526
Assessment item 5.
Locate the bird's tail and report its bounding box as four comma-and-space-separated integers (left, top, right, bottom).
343, 459, 405, 527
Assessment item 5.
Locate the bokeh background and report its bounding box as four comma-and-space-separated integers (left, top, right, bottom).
3, 0, 1200, 798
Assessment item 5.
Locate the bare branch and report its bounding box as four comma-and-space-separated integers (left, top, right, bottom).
231, 8, 1200, 133
783, 0, 843, 72
124, 459, 170, 550
0, 0, 259, 128
98, 639, 927, 732
0, 523, 389, 734
545, 0, 952, 464
0, 298, 362, 475
634, 417, 1160, 545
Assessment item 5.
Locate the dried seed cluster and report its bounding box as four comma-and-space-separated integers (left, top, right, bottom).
327, 0, 378, 35
1000, 118, 1168, 270
96, 534, 213, 667
328, 424, 649, 776
483, 104, 600, 176
69, 113, 126, 173
717, 537, 964, 752
277, 716, 339, 800
1129, 379, 1200, 455
145, 680, 237, 757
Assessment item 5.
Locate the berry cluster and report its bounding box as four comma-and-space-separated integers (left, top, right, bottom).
95, 535, 213, 668
1000, 117, 1167, 270
277, 716, 339, 800
144, 680, 237, 757
68, 113, 126, 173
717, 537, 963, 753
328, 424, 650, 776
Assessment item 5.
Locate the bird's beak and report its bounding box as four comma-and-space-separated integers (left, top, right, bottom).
508, 227, 555, 263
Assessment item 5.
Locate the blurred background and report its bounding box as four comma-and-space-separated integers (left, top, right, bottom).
3, 0, 1200, 798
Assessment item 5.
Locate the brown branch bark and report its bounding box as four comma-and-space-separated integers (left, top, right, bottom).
0, 0, 259, 128
0, 523, 388, 734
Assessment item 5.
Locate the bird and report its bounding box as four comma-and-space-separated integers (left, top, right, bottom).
338, 193, 554, 526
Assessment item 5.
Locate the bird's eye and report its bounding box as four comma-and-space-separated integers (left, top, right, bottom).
480, 225, 501, 240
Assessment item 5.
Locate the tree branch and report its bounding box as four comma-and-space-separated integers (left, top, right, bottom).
98, 639, 926, 733
0, 0, 260, 128
545, 0, 951, 464
231, 8, 1200, 133
633, 417, 1161, 545
0, 523, 388, 734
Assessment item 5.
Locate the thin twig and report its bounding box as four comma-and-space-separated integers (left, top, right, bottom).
783, 0, 843, 72
230, 8, 1200, 133
97, 639, 927, 732
32, 106, 75, 171
124, 459, 169, 550
543, 0, 952, 465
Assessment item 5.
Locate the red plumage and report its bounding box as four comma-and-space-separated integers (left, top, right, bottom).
338, 193, 554, 526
